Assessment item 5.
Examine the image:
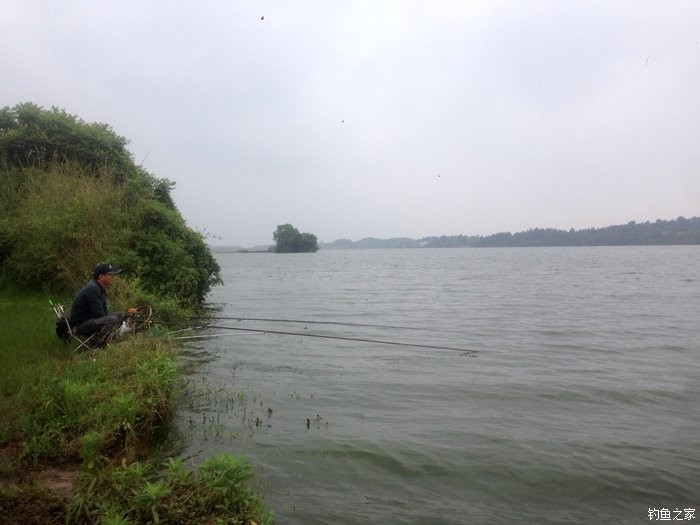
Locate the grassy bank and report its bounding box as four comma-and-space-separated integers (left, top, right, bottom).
0, 293, 272, 524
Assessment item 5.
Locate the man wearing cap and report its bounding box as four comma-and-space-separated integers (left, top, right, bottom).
69, 262, 136, 347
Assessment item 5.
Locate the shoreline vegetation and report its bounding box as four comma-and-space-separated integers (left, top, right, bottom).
0, 104, 271, 523
0, 294, 272, 524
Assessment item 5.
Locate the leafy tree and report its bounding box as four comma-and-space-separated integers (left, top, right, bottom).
273, 224, 300, 253
0, 102, 133, 178
272, 224, 318, 253
299, 232, 319, 252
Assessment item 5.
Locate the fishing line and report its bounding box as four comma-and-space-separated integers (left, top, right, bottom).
153, 314, 462, 334
174, 332, 265, 340
165, 326, 196, 335
171, 324, 477, 355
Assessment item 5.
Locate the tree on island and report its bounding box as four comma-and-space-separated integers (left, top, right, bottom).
272, 224, 319, 253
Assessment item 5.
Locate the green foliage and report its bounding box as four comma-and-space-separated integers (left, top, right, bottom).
0, 103, 221, 305
65, 452, 274, 524
200, 453, 253, 492
0, 164, 132, 292
163, 457, 188, 481
0, 102, 132, 177
273, 223, 319, 253
2, 334, 178, 465
0, 293, 67, 400
130, 199, 222, 306
80, 430, 102, 470
1, 293, 272, 524
66, 454, 273, 523
134, 479, 170, 523
108, 276, 187, 320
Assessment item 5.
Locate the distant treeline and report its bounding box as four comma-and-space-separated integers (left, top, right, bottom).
320, 217, 700, 249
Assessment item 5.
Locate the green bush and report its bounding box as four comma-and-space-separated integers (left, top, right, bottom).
0, 102, 221, 306
0, 102, 132, 178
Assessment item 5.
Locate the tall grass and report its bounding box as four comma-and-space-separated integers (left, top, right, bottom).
0, 292, 177, 462
0, 156, 221, 306
0, 292, 67, 397
0, 164, 132, 294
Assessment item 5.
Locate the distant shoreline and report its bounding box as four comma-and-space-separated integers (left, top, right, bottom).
211, 216, 700, 252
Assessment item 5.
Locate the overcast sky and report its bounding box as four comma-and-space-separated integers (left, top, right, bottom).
3, 1, 699, 247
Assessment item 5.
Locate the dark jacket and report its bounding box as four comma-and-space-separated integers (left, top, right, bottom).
69, 280, 108, 327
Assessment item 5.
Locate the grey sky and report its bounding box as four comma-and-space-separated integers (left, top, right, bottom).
3, 1, 699, 247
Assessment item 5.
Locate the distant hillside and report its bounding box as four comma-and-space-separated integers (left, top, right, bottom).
319, 216, 700, 249
321, 237, 419, 250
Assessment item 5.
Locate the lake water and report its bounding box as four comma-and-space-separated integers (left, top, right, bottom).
173, 246, 700, 524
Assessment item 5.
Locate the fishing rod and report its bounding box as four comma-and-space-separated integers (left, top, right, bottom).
153, 314, 462, 334
171, 323, 478, 355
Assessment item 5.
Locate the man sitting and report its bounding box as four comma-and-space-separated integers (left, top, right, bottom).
69, 262, 135, 347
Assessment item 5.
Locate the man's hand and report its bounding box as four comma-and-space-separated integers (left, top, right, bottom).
127, 307, 138, 315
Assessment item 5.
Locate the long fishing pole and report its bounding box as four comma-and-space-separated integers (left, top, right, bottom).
153, 314, 462, 334
171, 323, 477, 355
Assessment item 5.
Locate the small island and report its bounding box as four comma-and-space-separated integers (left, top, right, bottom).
272, 223, 319, 253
